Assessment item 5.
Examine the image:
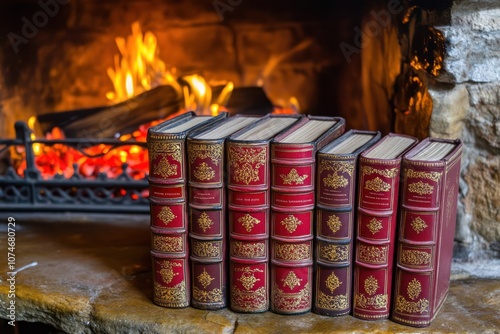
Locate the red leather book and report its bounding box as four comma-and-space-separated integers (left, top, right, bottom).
147, 111, 227, 308
352, 133, 418, 320
227, 113, 302, 313
269, 115, 345, 314
391, 138, 463, 327
313, 130, 381, 316
186, 115, 262, 310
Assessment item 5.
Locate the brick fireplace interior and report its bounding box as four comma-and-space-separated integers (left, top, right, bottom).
0, 0, 498, 267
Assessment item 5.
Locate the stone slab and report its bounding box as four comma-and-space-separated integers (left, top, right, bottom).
0, 219, 499, 333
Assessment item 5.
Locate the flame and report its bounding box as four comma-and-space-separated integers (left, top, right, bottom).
106, 21, 181, 103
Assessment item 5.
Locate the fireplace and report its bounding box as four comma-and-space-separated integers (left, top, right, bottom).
0, 0, 498, 261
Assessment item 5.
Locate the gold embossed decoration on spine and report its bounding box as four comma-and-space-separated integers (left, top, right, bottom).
318, 160, 354, 189
408, 181, 434, 195
319, 244, 349, 262
280, 168, 308, 185
228, 146, 266, 185
231, 266, 267, 312
362, 166, 398, 178
197, 212, 214, 232
232, 241, 266, 258
326, 214, 342, 234
358, 245, 388, 264
405, 169, 442, 182
280, 215, 303, 233
401, 249, 431, 266
394, 278, 429, 314
364, 177, 391, 192
157, 207, 177, 226
238, 214, 261, 232
152, 235, 183, 253
274, 243, 310, 261
411, 216, 428, 233
366, 218, 383, 235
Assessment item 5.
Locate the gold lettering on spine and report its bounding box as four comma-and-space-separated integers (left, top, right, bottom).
408, 181, 434, 195
411, 216, 428, 233
405, 169, 442, 182
281, 271, 302, 289
157, 207, 176, 225
326, 214, 342, 234
366, 218, 383, 234
228, 146, 266, 185
362, 166, 398, 178
364, 177, 391, 192
280, 168, 308, 185
280, 215, 302, 233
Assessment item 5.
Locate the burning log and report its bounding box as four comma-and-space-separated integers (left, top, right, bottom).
37, 85, 182, 139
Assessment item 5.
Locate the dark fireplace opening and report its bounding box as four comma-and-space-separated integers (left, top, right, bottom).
0, 0, 454, 213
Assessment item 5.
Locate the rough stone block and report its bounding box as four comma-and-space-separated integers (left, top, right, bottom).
466, 83, 500, 149
462, 152, 500, 246
429, 85, 469, 139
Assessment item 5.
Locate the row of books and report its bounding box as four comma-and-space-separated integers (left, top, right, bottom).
146, 111, 462, 328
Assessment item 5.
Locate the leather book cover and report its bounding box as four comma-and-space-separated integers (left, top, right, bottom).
352, 133, 418, 320
269, 115, 345, 314
186, 115, 262, 310
391, 137, 463, 327
147, 111, 228, 308
313, 130, 381, 316
226, 113, 303, 313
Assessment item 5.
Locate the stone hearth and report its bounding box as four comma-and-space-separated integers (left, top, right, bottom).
0, 216, 499, 333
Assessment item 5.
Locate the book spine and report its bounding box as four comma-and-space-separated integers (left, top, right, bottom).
314, 155, 357, 316
227, 142, 270, 313
391, 149, 461, 327
270, 143, 315, 314
187, 140, 227, 310
353, 158, 402, 320
148, 136, 190, 308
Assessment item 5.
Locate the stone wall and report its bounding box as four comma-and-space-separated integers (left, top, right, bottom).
429, 0, 500, 260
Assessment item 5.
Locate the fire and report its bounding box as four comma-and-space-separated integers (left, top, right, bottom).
106, 21, 235, 115
16, 22, 299, 182
106, 21, 182, 103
